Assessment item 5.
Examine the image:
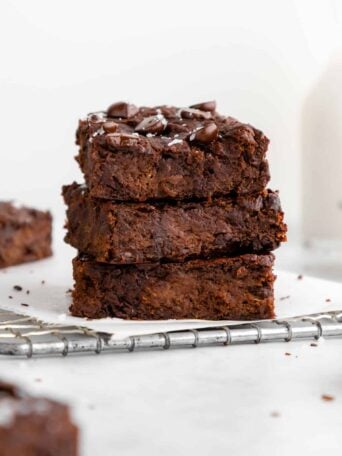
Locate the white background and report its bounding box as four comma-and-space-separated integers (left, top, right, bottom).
1, 0, 342, 244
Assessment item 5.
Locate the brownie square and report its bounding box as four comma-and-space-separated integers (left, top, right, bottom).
0, 202, 52, 268
71, 253, 275, 320
0, 381, 78, 456
63, 183, 286, 264
76, 101, 270, 201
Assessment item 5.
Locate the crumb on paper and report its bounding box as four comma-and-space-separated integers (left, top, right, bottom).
66, 289, 72, 294
297, 274, 303, 280
321, 394, 334, 402
270, 411, 280, 418
26, 290, 30, 295
20, 303, 29, 307
280, 295, 290, 301
35, 378, 42, 383
285, 352, 291, 356
13, 285, 22, 291
8, 296, 12, 299
41, 280, 45, 285
310, 343, 318, 347
325, 298, 331, 302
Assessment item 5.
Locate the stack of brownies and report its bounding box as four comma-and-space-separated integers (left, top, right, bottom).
63, 101, 287, 320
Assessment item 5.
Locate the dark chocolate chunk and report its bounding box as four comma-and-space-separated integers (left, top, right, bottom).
189, 122, 218, 144
178, 107, 213, 120
13, 285, 22, 291
190, 100, 216, 112
89, 113, 104, 122
107, 102, 138, 118
135, 115, 167, 134
103, 121, 119, 133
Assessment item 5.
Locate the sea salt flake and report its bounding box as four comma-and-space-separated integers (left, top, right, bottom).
168, 139, 183, 146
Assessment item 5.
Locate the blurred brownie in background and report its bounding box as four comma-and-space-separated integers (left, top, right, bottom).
0, 202, 52, 268
0, 380, 78, 456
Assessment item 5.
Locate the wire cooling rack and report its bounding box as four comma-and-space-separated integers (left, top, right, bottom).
0, 308, 341, 358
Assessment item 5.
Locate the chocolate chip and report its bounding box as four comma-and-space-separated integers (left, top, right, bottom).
13, 285, 22, 291
103, 121, 119, 133
89, 113, 105, 123
106, 133, 140, 149
135, 115, 167, 134
107, 102, 138, 118
190, 100, 216, 112
189, 122, 218, 144
20, 303, 29, 307
179, 107, 213, 120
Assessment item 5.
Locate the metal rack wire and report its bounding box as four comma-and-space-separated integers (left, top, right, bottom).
1, 308, 341, 358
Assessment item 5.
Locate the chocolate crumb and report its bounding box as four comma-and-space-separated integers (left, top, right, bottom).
13, 285, 22, 291
8, 296, 13, 299
325, 298, 331, 302
321, 394, 334, 402
297, 274, 303, 280
26, 290, 30, 295
41, 280, 45, 285
285, 352, 291, 356
280, 295, 290, 301
270, 411, 280, 418
310, 343, 318, 347
66, 289, 72, 294
20, 303, 29, 307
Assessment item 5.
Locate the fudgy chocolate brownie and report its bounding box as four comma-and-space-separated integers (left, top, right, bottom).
0, 381, 78, 456
63, 182, 286, 264
0, 202, 52, 268
71, 253, 275, 320
76, 101, 270, 201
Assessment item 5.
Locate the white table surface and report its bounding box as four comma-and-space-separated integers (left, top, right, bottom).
1, 235, 342, 456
